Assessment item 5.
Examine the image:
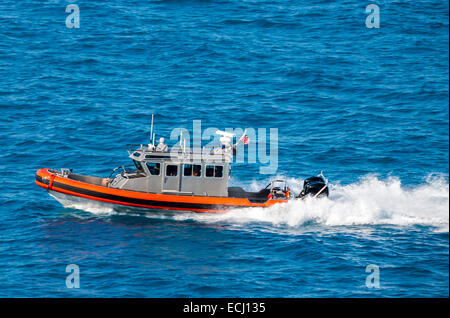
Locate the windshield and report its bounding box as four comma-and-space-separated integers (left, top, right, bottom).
133, 160, 144, 172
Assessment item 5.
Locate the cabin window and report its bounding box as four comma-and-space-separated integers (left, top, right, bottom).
183, 164, 202, 177
146, 162, 160, 175
133, 160, 144, 172
205, 165, 223, 178
193, 164, 201, 177
184, 164, 192, 176
205, 165, 214, 177
166, 165, 178, 177
215, 165, 223, 178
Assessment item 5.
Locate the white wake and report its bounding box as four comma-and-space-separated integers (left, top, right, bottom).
173, 174, 450, 232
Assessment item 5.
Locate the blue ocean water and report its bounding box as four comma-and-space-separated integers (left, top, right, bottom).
0, 0, 448, 297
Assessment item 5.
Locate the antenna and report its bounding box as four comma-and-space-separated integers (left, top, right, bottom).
150, 114, 154, 146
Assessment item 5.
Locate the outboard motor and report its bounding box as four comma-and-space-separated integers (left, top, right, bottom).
297, 173, 329, 199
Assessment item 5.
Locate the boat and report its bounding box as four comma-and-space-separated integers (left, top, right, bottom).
35, 121, 328, 213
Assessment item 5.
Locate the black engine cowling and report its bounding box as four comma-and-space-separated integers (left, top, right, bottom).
297, 176, 329, 199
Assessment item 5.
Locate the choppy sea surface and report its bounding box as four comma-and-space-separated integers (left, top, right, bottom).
0, 0, 448, 297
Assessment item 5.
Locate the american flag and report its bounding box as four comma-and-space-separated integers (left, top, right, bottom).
239, 135, 250, 145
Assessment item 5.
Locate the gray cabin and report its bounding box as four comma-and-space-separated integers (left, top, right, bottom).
109, 137, 234, 197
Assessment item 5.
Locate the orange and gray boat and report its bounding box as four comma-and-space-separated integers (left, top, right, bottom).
35, 126, 328, 213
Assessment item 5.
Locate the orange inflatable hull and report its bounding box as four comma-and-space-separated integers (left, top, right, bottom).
35, 168, 287, 213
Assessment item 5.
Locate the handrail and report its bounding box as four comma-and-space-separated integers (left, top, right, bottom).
126, 144, 234, 164
107, 165, 135, 179
127, 143, 223, 153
